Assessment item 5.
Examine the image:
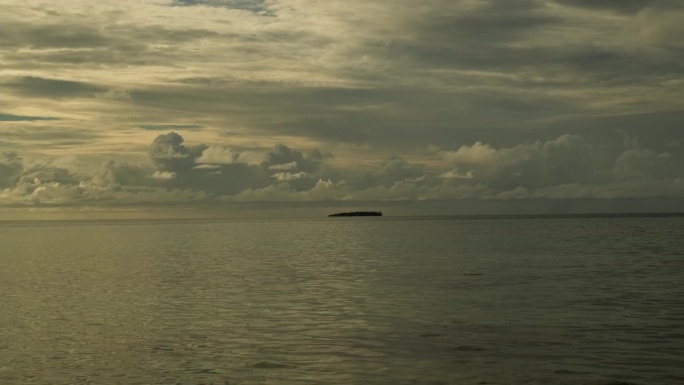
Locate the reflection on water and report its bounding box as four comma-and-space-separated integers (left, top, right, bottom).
1, 217, 683, 384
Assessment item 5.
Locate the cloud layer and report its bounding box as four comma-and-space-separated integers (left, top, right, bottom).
1, 131, 682, 212
1, 0, 682, 214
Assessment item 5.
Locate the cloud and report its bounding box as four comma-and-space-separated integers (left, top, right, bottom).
0, 1, 682, 215
0, 152, 23, 189
96, 89, 132, 101
195, 146, 239, 165
88, 160, 154, 190
193, 164, 221, 170
440, 169, 474, 180
268, 161, 298, 170
272, 171, 312, 181
553, 0, 681, 14
440, 142, 497, 166
170, 0, 274, 15
627, 8, 684, 48
147, 133, 271, 195
0, 113, 60, 121
0, 126, 104, 151
195, 146, 266, 165
0, 11, 223, 77
0, 156, 211, 207
1, 131, 683, 212
143, 133, 335, 196
3, 76, 107, 99
0, 21, 111, 49
262, 144, 324, 174
436, 135, 603, 190
138, 124, 203, 131
430, 133, 684, 202
415, 0, 562, 45
151, 171, 177, 180
1, 161, 83, 205
614, 149, 676, 181
373, 155, 425, 187
149, 131, 206, 171
3, 0, 675, 155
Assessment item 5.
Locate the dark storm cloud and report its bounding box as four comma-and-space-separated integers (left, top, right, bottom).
0, 113, 60, 121
3, 76, 107, 99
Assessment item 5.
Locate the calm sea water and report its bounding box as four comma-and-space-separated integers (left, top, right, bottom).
1, 216, 683, 385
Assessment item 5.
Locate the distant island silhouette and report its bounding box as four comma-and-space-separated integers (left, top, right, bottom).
328, 211, 382, 217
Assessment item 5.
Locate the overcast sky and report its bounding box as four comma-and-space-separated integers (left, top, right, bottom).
1, 0, 683, 218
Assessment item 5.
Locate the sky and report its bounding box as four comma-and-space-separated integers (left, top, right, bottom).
1, 0, 683, 219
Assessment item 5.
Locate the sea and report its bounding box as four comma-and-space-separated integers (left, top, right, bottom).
1, 215, 683, 385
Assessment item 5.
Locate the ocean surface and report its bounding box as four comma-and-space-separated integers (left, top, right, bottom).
1, 216, 683, 385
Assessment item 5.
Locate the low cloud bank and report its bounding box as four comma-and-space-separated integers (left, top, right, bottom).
1, 131, 683, 211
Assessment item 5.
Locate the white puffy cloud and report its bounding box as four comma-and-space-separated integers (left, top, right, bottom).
151, 171, 177, 180
268, 161, 298, 170
440, 142, 497, 166
195, 146, 238, 165
195, 146, 267, 166
272, 171, 312, 181
435, 134, 604, 190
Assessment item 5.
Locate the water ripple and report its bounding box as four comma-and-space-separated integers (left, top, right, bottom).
1, 217, 683, 384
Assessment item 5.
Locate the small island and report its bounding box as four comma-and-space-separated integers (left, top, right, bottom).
328, 211, 383, 217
